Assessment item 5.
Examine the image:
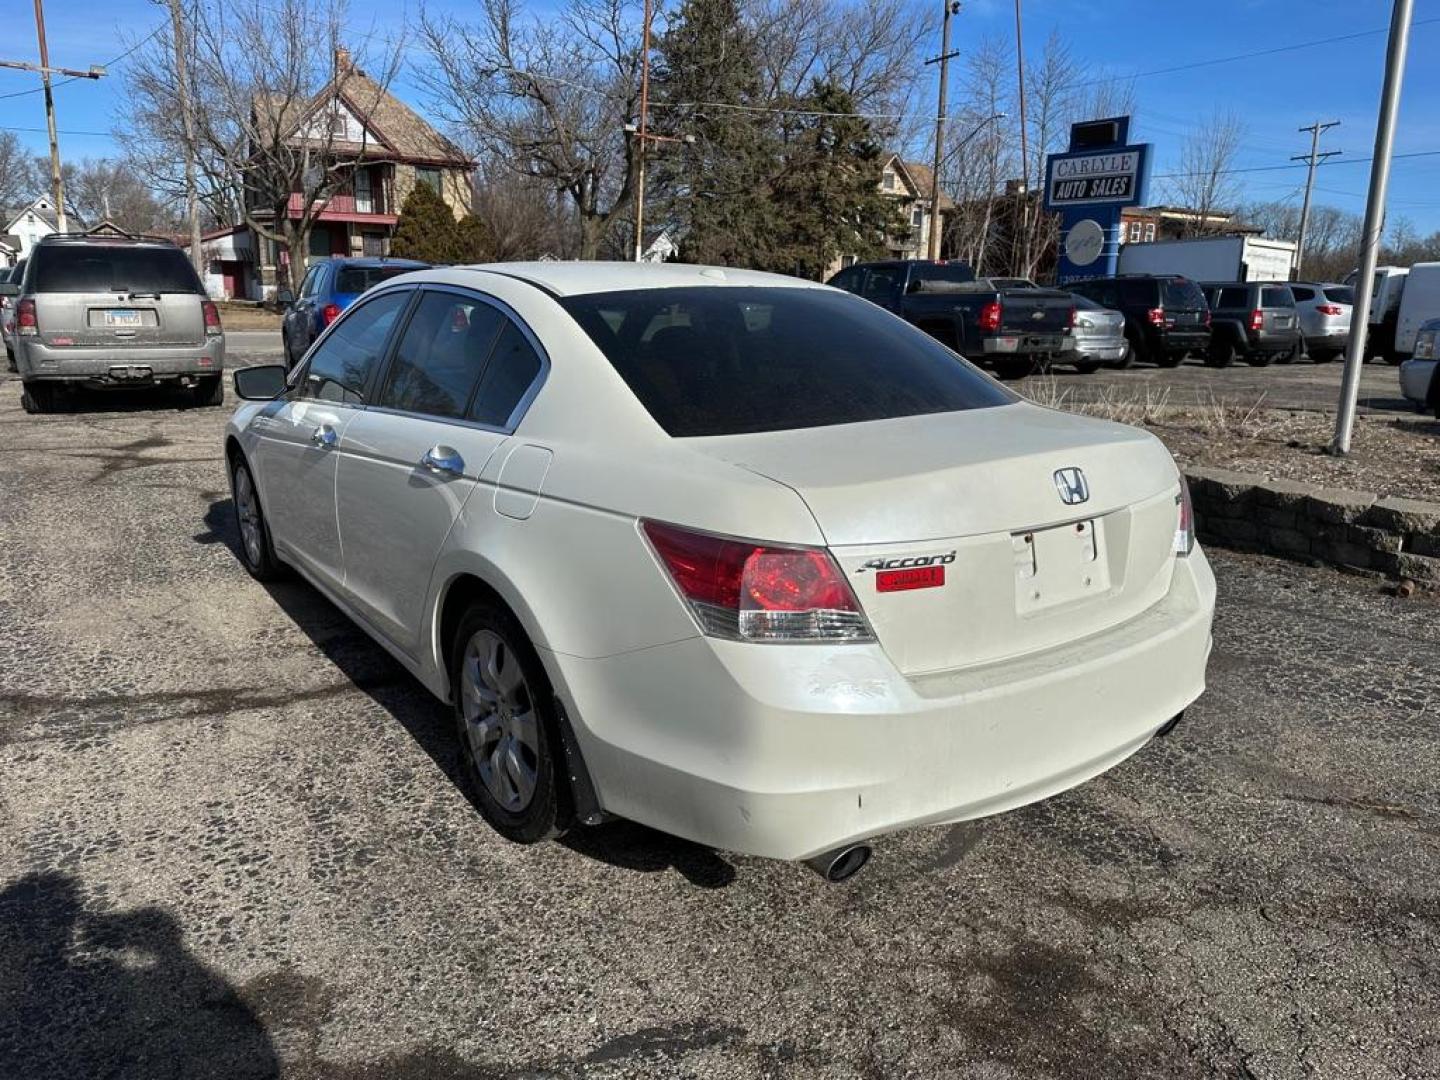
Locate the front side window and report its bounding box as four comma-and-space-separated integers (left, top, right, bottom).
377, 291, 503, 419
559, 286, 1015, 438
299, 289, 409, 404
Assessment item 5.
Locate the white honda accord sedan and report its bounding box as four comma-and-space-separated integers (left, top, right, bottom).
225, 263, 1215, 881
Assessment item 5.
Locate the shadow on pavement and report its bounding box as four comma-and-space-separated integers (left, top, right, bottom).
0, 871, 278, 1080
199, 495, 738, 890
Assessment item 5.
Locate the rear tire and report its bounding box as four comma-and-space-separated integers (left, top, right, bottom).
451, 602, 570, 844
195, 374, 224, 407
992, 356, 1036, 381
20, 381, 54, 414
1206, 341, 1236, 369
230, 457, 284, 582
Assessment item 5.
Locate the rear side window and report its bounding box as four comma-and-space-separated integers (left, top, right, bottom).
32, 245, 202, 294
377, 291, 503, 419
1217, 287, 1250, 309
468, 322, 544, 428
336, 265, 420, 294
300, 290, 409, 404
1323, 286, 1354, 304
1261, 287, 1294, 307
559, 286, 1015, 437
1162, 279, 1206, 309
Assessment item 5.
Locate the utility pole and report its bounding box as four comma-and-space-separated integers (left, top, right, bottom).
1333, 0, 1413, 457
632, 0, 653, 263
1013, 0, 1030, 277
1292, 120, 1341, 277
164, 0, 204, 275
34, 0, 71, 232
924, 1, 960, 261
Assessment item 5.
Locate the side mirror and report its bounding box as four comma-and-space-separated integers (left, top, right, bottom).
0, 283, 18, 298
233, 364, 288, 401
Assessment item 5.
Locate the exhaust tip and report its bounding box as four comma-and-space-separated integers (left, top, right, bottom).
805, 843, 872, 883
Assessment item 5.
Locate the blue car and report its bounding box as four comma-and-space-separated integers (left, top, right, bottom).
281, 256, 429, 368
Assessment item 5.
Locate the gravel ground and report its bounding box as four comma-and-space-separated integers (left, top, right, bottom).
1, 369, 1438, 1079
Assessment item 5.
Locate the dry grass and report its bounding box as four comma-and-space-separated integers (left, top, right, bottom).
1024, 377, 1270, 437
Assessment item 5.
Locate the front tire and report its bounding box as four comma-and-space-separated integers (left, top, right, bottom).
230, 457, 284, 581
451, 604, 569, 844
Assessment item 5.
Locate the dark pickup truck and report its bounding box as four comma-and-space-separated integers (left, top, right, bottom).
826, 260, 1074, 379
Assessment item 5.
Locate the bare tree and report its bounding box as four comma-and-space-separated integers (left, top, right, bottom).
123, 0, 403, 292
0, 132, 41, 211
421, 0, 643, 260
1166, 109, 1246, 237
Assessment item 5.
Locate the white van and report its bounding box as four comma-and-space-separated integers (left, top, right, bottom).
1395, 262, 1440, 361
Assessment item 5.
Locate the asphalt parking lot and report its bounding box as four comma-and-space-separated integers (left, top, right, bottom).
1, 354, 1438, 1079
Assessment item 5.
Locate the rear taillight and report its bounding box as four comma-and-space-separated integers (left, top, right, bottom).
1249, 308, 1263, 331
322, 303, 341, 326
1174, 478, 1196, 556
642, 520, 873, 643
202, 300, 222, 336
1147, 307, 1165, 327
1315, 303, 1343, 316
978, 301, 1002, 333
16, 298, 36, 335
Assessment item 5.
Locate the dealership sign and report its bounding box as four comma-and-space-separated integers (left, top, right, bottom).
1043, 146, 1149, 210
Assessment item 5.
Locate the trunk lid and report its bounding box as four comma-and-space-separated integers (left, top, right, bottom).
689, 403, 1182, 674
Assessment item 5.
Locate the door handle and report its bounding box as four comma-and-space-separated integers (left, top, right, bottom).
310, 423, 338, 447
421, 445, 465, 476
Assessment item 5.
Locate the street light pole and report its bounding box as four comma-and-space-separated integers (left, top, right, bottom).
632, 0, 653, 263
1292, 120, 1340, 277
1332, 0, 1413, 457
32, 0, 69, 232
925, 1, 959, 261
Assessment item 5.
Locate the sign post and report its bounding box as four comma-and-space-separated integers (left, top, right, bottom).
1043, 117, 1151, 284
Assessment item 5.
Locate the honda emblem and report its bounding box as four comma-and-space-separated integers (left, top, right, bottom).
1053, 467, 1089, 506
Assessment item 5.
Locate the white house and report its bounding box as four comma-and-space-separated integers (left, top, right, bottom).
1, 197, 60, 261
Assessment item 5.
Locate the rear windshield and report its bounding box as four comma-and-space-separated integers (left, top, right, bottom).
336, 265, 420, 294
1323, 285, 1354, 304
1163, 279, 1206, 309
560, 286, 1016, 437
1261, 286, 1295, 307
32, 245, 201, 294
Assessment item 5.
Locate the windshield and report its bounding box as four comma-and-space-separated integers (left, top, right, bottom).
335, 265, 422, 294
560, 286, 1016, 437
32, 245, 201, 294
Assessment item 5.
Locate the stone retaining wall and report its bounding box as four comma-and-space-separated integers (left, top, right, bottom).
1185, 466, 1440, 587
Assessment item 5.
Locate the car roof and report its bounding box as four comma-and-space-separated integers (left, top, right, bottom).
448, 261, 827, 298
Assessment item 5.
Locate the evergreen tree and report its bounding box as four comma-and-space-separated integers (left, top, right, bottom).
768, 81, 903, 279
391, 180, 490, 264
651, 0, 780, 267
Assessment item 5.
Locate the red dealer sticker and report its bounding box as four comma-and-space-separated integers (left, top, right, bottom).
875, 566, 946, 593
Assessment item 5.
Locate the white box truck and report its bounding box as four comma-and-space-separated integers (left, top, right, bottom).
1116, 236, 1298, 283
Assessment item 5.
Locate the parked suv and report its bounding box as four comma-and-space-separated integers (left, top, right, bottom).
282, 256, 428, 368
0, 235, 225, 413
1067, 275, 1210, 368
1286, 282, 1352, 363
1201, 282, 1300, 368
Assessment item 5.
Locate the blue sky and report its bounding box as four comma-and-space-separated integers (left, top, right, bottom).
3, 0, 1437, 232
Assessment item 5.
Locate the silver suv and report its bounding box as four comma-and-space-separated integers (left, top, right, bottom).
0, 234, 226, 413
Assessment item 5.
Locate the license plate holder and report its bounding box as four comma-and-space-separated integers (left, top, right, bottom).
104, 309, 142, 328
1013, 519, 1110, 613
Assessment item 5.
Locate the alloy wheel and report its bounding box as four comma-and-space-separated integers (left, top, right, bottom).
460, 629, 539, 812
234, 466, 263, 569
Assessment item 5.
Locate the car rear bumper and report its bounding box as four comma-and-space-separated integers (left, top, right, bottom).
15, 337, 225, 381
982, 333, 1073, 356
548, 549, 1216, 861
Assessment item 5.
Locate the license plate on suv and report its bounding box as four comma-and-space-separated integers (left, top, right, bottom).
104, 309, 142, 328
